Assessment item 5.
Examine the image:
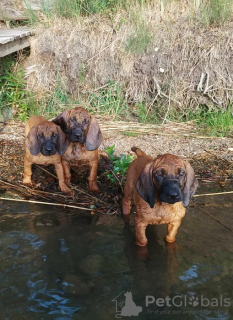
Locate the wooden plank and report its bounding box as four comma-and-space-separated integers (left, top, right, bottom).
0, 37, 30, 57
0, 15, 28, 22
0, 29, 33, 46
0, 30, 32, 37
0, 36, 14, 44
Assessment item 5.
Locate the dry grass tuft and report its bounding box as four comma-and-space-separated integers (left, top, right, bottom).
23, 0, 233, 115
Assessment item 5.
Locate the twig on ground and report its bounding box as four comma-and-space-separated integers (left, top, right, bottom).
0, 197, 102, 212
194, 190, 233, 197
35, 165, 57, 179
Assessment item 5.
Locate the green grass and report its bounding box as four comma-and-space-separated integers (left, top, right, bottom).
121, 131, 138, 137
29, 86, 79, 119
200, 0, 232, 25
54, 0, 81, 18
88, 81, 129, 120
23, 0, 39, 24
2, 55, 233, 139
186, 108, 233, 137
22, 0, 233, 26
134, 102, 159, 123
0, 56, 32, 122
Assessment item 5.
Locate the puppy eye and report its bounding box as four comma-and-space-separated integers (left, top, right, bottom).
179, 169, 185, 176
156, 170, 163, 176
68, 117, 76, 123
38, 133, 43, 138
52, 132, 57, 138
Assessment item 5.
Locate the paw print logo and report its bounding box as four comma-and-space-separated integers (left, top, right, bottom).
189, 296, 199, 307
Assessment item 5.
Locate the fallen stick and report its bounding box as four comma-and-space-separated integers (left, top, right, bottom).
194, 191, 233, 197
0, 197, 98, 212
35, 165, 108, 205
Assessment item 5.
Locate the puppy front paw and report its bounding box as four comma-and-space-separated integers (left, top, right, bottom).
89, 183, 101, 193
136, 239, 148, 247
60, 184, 75, 196
165, 235, 176, 243
23, 178, 32, 187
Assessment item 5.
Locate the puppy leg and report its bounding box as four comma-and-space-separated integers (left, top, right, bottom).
62, 160, 71, 186
23, 158, 33, 186
122, 180, 132, 220
135, 217, 148, 246
88, 159, 100, 193
55, 163, 74, 195
166, 220, 182, 243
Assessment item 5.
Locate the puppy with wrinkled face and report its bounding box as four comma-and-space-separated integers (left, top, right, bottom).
23, 116, 72, 194
123, 147, 198, 246
52, 107, 103, 193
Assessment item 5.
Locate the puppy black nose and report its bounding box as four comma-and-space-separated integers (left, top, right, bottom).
75, 132, 82, 138
168, 189, 180, 199
45, 146, 53, 152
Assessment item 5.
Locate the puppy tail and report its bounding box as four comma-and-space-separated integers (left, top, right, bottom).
131, 146, 147, 157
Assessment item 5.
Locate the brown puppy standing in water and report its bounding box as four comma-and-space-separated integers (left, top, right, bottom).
23, 116, 72, 194
52, 107, 103, 192
123, 147, 198, 246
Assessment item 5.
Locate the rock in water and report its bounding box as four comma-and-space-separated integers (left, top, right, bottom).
79, 254, 103, 275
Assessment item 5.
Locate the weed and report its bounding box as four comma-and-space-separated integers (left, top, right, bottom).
104, 145, 134, 186
88, 81, 129, 120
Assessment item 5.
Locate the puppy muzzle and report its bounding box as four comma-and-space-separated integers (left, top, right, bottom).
41, 140, 56, 156
70, 127, 85, 143
159, 180, 182, 204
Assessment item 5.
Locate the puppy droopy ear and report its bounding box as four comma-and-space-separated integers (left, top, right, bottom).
182, 161, 198, 207
25, 126, 40, 156
52, 111, 69, 134
135, 161, 155, 208
85, 116, 103, 151
57, 125, 69, 155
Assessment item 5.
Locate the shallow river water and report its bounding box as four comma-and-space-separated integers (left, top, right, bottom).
0, 183, 233, 320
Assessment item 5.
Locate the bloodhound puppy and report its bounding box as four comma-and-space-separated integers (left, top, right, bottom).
23, 116, 72, 194
123, 147, 198, 246
52, 107, 103, 192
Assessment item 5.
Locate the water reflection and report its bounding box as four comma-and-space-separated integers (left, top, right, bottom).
0, 189, 233, 319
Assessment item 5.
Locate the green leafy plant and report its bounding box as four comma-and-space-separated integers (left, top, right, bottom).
104, 145, 134, 186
